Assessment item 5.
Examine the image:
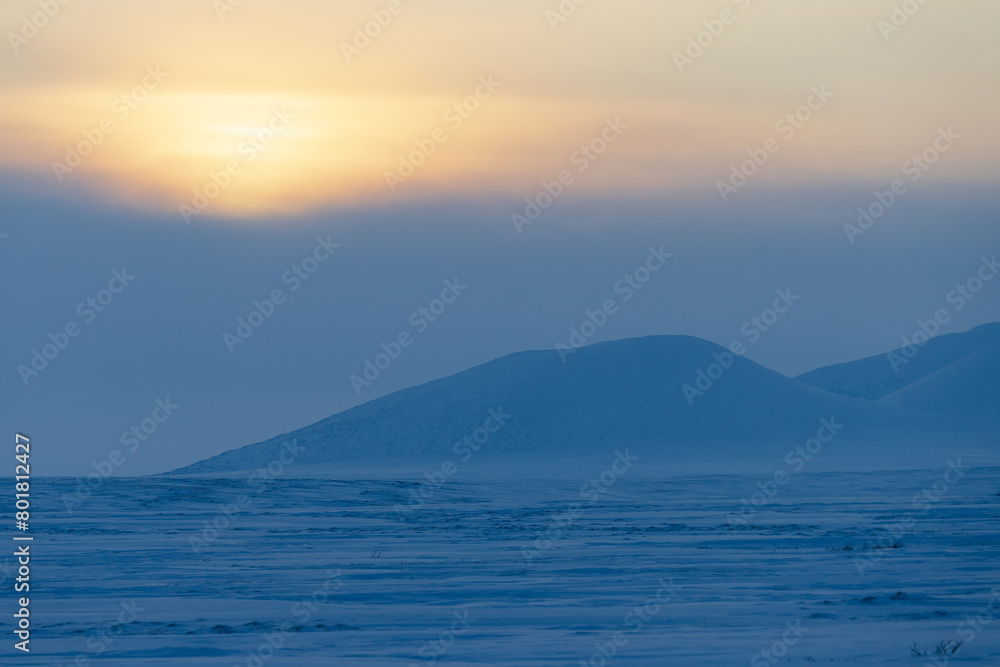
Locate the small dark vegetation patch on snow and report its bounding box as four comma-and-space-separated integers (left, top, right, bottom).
312, 623, 360, 632
858, 539, 904, 551
910, 639, 961, 658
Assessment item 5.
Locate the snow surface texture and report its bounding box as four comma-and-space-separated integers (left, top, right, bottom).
171, 334, 994, 476
10, 470, 1000, 665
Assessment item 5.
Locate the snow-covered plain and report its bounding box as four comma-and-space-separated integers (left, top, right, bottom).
10, 466, 1000, 665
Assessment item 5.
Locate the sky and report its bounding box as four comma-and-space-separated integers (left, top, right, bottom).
1, 0, 998, 475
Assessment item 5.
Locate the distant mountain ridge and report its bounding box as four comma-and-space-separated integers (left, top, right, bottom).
170, 334, 989, 475
796, 322, 1000, 400
880, 341, 1000, 428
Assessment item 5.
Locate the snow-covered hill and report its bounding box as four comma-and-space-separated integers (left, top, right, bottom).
171, 335, 988, 475
796, 322, 1000, 400
881, 341, 1000, 428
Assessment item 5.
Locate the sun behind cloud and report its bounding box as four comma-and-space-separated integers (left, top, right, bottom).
0, 0, 997, 220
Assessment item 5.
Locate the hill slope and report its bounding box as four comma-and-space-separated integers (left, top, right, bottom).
881, 342, 1000, 428
171, 335, 983, 475
796, 322, 1000, 400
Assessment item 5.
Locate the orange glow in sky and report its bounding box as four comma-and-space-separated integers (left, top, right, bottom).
1, 0, 997, 219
